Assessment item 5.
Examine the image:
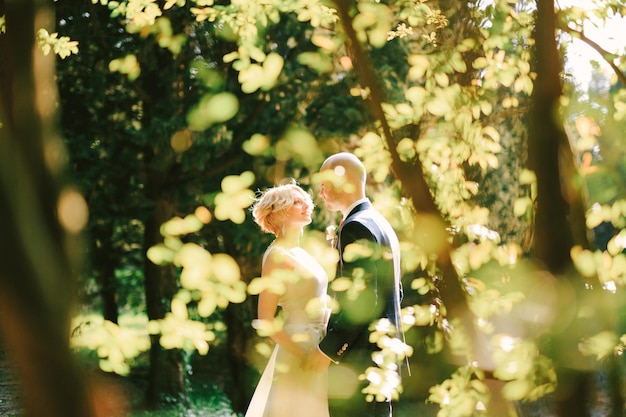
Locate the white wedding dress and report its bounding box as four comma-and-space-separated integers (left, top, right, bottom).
245, 245, 330, 417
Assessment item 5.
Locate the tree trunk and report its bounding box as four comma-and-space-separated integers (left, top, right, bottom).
0, 1, 99, 416
225, 301, 255, 412
93, 220, 119, 323
143, 196, 186, 408
137, 21, 190, 406
479, 112, 532, 247
529, 1, 596, 416
331, 0, 475, 362
529, 0, 582, 270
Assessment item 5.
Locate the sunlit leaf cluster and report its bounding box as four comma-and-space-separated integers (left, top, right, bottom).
187, 91, 240, 130
571, 244, 626, 287
579, 330, 621, 360
143, 208, 248, 357
512, 169, 537, 219
250, 316, 285, 338
178, 247, 247, 315
236, 52, 285, 94
614, 90, 626, 121
148, 211, 247, 319
36, 28, 79, 59
490, 334, 556, 402
352, 2, 392, 48
109, 54, 141, 81
148, 295, 217, 354
101, 0, 163, 30
146, 17, 187, 54
465, 283, 524, 332
213, 171, 256, 224
71, 315, 150, 376
190, 0, 337, 88
572, 199, 626, 286
453, 241, 524, 279
380, 1, 535, 244
248, 267, 302, 298
93, 0, 337, 93
428, 366, 489, 417
388, 0, 448, 44
363, 318, 413, 402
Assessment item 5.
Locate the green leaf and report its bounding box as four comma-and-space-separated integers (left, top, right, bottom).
570, 246, 597, 277
396, 138, 416, 161
434, 72, 449, 87
242, 133, 270, 155
147, 244, 176, 265
425, 95, 451, 117
187, 92, 239, 130
408, 55, 430, 80
405, 86, 427, 105
238, 64, 265, 93
472, 57, 488, 69
297, 51, 333, 73
221, 171, 254, 193
518, 169, 536, 185
212, 253, 241, 284
580, 330, 619, 360
449, 52, 467, 73
502, 379, 531, 401
261, 52, 284, 90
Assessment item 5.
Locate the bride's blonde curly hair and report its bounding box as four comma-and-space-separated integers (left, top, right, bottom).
251, 180, 314, 237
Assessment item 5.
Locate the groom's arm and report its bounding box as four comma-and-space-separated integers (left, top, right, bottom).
319, 221, 382, 362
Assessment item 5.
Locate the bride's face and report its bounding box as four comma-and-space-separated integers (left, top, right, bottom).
284, 189, 313, 227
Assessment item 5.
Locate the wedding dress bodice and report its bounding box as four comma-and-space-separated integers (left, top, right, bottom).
264, 245, 329, 326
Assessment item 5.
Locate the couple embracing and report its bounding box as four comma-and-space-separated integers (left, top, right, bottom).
246, 152, 404, 417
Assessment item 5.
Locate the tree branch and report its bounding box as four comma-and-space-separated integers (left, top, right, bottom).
332, 0, 475, 356
560, 24, 626, 87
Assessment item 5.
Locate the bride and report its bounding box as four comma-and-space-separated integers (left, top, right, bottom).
246, 181, 330, 417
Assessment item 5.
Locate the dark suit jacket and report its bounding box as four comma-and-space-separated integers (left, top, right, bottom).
319, 200, 403, 368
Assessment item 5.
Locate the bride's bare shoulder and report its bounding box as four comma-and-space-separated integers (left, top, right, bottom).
262, 245, 296, 272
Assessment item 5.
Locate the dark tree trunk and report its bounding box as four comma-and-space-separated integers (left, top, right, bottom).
331, 0, 474, 355
225, 301, 255, 412
529, 2, 598, 417
93, 220, 119, 323
529, 0, 582, 270
143, 196, 186, 408
137, 18, 190, 405
101, 266, 120, 324
0, 1, 98, 416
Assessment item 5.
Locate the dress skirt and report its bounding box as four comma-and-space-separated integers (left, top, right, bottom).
245, 323, 329, 417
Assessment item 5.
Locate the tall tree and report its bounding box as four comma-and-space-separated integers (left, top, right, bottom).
0, 0, 103, 416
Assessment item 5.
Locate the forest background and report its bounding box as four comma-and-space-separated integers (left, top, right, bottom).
1, 0, 626, 417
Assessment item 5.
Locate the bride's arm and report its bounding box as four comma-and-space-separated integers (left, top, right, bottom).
257, 254, 308, 361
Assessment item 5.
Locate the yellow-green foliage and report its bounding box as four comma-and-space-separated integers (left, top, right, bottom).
71, 314, 150, 376
37, 28, 78, 59
428, 366, 490, 417
572, 199, 626, 286
53, 0, 626, 412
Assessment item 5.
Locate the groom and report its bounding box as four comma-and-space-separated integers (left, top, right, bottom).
305, 152, 404, 417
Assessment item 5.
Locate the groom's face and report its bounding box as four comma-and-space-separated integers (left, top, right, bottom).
318, 166, 353, 212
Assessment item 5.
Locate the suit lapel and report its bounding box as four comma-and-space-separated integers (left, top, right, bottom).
337, 201, 370, 249
341, 201, 371, 229
336, 201, 371, 271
